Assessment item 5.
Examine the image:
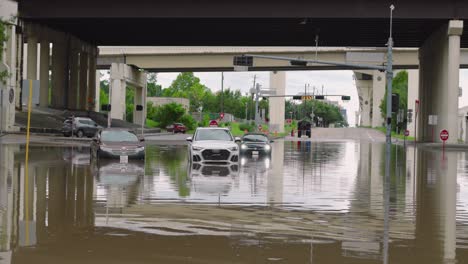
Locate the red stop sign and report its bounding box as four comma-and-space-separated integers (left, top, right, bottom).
404, 130, 410, 137
440, 129, 449, 141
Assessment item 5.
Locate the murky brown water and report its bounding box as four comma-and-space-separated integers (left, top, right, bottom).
1, 140, 468, 263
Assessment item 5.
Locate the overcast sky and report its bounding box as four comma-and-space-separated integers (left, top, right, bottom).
155, 70, 468, 126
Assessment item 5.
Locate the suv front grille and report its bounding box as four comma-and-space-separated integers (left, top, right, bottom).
202, 149, 230, 161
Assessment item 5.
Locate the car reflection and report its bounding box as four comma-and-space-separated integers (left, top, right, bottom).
92, 160, 144, 186
93, 160, 145, 208
189, 163, 239, 195
240, 155, 271, 172
62, 146, 91, 166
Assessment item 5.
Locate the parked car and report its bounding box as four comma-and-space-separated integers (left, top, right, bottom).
62, 117, 102, 138
166, 123, 187, 133
186, 127, 240, 164
240, 133, 273, 156
90, 128, 145, 160
209, 120, 219, 127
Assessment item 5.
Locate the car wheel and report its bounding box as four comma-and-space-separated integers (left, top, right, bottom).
76, 130, 84, 138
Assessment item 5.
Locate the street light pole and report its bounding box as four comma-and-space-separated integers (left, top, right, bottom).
221, 72, 224, 115
385, 5, 395, 144
255, 83, 260, 129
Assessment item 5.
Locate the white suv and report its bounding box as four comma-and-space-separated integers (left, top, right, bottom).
187, 127, 240, 164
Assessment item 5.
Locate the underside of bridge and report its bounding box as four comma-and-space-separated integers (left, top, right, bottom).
0, 0, 467, 141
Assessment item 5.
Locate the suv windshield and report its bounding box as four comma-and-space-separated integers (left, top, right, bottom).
195, 129, 233, 141
101, 130, 138, 142
243, 134, 268, 142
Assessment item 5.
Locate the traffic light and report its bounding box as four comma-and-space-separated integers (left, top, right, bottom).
290, 60, 308, 66
341, 96, 351, 101
233, 55, 253, 66
293, 96, 302, 100
392, 93, 399, 113
315, 95, 325, 100
101, 104, 111, 111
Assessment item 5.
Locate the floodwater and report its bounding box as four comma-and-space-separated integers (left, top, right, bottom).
1, 140, 468, 263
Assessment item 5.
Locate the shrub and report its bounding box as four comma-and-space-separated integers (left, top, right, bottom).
239, 123, 253, 132
179, 114, 197, 130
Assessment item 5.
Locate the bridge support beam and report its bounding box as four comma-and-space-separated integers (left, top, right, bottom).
418, 20, 463, 143
269, 71, 285, 133
0, 3, 19, 132
354, 70, 386, 128
109, 63, 147, 124
39, 40, 50, 107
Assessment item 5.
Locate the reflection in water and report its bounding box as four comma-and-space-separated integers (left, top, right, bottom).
0, 141, 468, 263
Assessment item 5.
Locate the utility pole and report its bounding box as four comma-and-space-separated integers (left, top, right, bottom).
221, 72, 224, 114
255, 83, 260, 128
251, 75, 257, 121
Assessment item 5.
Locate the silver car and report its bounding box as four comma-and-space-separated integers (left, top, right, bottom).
186, 127, 240, 164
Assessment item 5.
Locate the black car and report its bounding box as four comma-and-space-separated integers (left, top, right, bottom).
90, 128, 145, 160
240, 133, 273, 156
297, 119, 312, 138
62, 117, 102, 138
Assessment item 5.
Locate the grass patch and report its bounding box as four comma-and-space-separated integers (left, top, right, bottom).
375, 127, 415, 141
146, 119, 159, 128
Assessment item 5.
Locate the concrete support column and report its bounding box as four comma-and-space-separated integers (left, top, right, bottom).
110, 63, 127, 120
95, 70, 100, 112
418, 20, 463, 143
39, 41, 50, 107
407, 70, 420, 138
78, 51, 89, 110
51, 42, 67, 109
268, 71, 285, 133
133, 84, 147, 126
88, 49, 97, 111
0, 19, 18, 132
26, 36, 38, 80
357, 87, 372, 127
68, 50, 79, 110
371, 71, 386, 127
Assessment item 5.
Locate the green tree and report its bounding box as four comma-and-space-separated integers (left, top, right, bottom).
147, 73, 162, 97
125, 87, 135, 122
379, 70, 408, 132
153, 102, 186, 128
0, 20, 9, 84
163, 72, 211, 112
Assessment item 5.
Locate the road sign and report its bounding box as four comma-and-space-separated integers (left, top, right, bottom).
315, 95, 325, 100
428, 115, 438, 125
404, 130, 410, 137
301, 95, 312, 101
440, 129, 449, 141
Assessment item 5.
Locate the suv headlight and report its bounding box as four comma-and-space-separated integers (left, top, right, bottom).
241, 144, 248, 150
100, 146, 113, 152
264, 145, 271, 151
192, 146, 203, 151
136, 146, 145, 152
228, 146, 238, 151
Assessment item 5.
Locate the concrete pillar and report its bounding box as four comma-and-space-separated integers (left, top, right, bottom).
371, 71, 386, 127
95, 70, 100, 112
269, 71, 285, 133
51, 42, 67, 109
133, 85, 147, 125
110, 63, 127, 120
68, 50, 79, 110
407, 70, 420, 138
78, 51, 89, 110
27, 36, 38, 80
39, 41, 50, 107
418, 20, 463, 143
0, 20, 18, 132
88, 49, 97, 111
357, 87, 372, 127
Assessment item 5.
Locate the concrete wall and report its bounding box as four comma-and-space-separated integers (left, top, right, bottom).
147, 97, 190, 112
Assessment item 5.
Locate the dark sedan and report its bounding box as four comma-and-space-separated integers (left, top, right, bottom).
90, 129, 145, 161
240, 133, 273, 156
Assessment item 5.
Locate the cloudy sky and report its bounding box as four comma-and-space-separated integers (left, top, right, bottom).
155, 70, 468, 126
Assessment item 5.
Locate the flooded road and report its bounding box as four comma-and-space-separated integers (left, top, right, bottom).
1, 140, 468, 263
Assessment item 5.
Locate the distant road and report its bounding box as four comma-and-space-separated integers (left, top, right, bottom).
144, 128, 386, 144
284, 128, 386, 142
